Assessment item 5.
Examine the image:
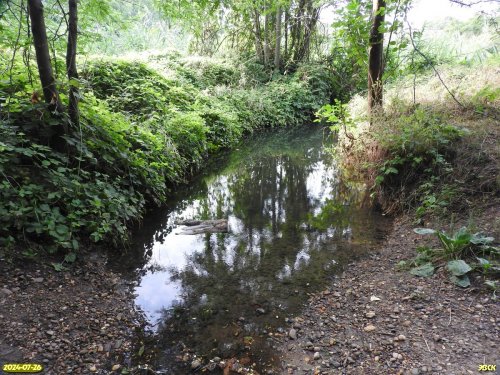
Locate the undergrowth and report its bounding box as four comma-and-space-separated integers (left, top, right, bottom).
329, 64, 499, 218
0, 53, 334, 259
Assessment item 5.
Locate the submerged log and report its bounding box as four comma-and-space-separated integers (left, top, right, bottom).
175, 219, 228, 235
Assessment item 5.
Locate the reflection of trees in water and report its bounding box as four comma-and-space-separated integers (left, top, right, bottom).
154, 147, 371, 359
114, 126, 390, 370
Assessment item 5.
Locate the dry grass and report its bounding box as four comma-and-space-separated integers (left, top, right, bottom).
335, 63, 500, 215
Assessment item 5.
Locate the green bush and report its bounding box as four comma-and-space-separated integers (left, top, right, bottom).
374, 107, 463, 188
1, 53, 334, 257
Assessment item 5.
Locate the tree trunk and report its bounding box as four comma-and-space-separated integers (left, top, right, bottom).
284, 9, 289, 63
292, 0, 308, 63
368, 0, 386, 111
66, 0, 79, 128
274, 6, 282, 71
253, 10, 264, 64
263, 7, 270, 68
28, 0, 63, 112
28, 0, 67, 151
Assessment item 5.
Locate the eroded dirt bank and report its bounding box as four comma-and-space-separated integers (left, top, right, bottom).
276, 206, 499, 375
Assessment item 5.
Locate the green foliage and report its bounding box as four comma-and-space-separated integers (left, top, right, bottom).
315, 99, 354, 133
1, 52, 331, 257
409, 263, 435, 277
412, 226, 499, 288
372, 107, 463, 211
0, 124, 144, 253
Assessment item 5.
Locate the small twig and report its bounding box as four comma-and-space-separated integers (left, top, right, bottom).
423, 335, 431, 352
447, 307, 452, 326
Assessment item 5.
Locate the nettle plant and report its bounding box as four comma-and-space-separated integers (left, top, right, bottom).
405, 227, 499, 289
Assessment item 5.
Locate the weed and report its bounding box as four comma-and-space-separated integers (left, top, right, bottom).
412, 227, 499, 287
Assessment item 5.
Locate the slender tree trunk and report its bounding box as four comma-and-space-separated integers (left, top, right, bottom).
301, 5, 319, 62
263, 6, 270, 68
284, 9, 289, 63
253, 10, 264, 64
28, 0, 67, 151
274, 5, 282, 72
368, 0, 386, 111
66, 0, 79, 128
292, 0, 306, 62
28, 0, 63, 112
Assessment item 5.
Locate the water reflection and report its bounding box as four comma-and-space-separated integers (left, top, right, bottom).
117, 125, 390, 371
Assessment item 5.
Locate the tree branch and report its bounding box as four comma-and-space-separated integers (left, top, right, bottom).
406, 20, 464, 109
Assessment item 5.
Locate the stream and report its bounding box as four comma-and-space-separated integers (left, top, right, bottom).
112, 125, 391, 373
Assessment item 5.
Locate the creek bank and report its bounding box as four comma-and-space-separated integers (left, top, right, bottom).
0, 252, 147, 375
275, 205, 499, 375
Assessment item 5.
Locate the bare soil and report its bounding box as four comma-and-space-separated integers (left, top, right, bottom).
276, 206, 500, 375
0, 252, 146, 374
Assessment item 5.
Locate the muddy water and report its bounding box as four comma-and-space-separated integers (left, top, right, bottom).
114, 125, 390, 373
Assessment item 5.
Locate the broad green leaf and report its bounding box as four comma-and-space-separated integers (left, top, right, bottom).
64, 252, 77, 263
470, 233, 494, 245
51, 262, 65, 272
476, 257, 490, 266
410, 263, 435, 277
447, 260, 472, 276
413, 228, 436, 235
484, 280, 497, 290
450, 274, 470, 288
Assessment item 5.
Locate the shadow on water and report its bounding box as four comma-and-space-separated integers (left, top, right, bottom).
110, 125, 391, 373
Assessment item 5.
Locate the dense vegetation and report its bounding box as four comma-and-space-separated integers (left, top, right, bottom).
0, 0, 498, 273
0, 48, 334, 257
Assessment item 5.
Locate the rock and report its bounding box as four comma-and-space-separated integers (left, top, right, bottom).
397, 334, 406, 341
46, 330, 55, 336
191, 359, 202, 369
111, 364, 120, 371
256, 308, 266, 315
365, 311, 376, 318
411, 368, 420, 375
313, 346, 321, 352
364, 325, 376, 332
0, 288, 13, 296
289, 328, 297, 340
391, 352, 402, 360
33, 277, 44, 283
313, 352, 321, 360
89, 364, 97, 372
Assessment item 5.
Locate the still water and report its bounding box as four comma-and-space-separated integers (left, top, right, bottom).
116, 125, 390, 373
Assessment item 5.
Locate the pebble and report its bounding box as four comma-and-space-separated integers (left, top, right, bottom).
364, 324, 376, 332
191, 359, 202, 369
313, 352, 320, 360
289, 328, 297, 340
365, 311, 376, 318
392, 352, 403, 360
32, 277, 44, 283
